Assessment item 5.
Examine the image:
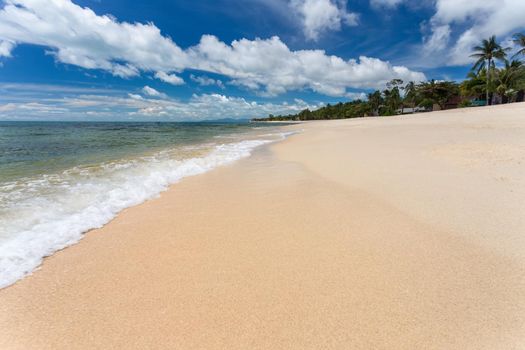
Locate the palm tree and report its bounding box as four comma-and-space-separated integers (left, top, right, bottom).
384, 86, 402, 115
417, 80, 459, 110
495, 60, 525, 103
403, 81, 418, 110
460, 70, 486, 101
513, 33, 525, 59
379, 80, 404, 115
367, 90, 383, 116
470, 36, 509, 105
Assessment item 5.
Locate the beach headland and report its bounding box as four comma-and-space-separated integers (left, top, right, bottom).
1, 103, 525, 349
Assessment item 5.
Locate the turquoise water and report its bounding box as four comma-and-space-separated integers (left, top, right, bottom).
0, 121, 275, 182
0, 121, 290, 288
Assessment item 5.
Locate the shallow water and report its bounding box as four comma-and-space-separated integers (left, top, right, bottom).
0, 121, 290, 288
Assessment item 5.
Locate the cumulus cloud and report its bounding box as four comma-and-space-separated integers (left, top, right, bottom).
141, 86, 167, 98
0, 0, 187, 76
190, 74, 225, 89
423, 0, 525, 65
188, 35, 425, 96
0, 0, 424, 97
0, 39, 15, 57
154, 71, 185, 85
0, 83, 322, 121
290, 0, 358, 41
161, 93, 319, 119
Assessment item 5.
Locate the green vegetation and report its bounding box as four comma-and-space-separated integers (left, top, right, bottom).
470, 35, 509, 105
253, 33, 525, 122
513, 33, 525, 59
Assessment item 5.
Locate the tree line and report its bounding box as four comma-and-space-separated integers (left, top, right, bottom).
253, 33, 525, 122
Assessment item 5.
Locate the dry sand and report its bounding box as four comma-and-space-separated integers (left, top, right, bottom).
1, 103, 525, 349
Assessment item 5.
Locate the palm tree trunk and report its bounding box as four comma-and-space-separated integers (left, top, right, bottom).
486, 58, 490, 106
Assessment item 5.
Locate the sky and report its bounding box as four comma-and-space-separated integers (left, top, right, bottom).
0, 0, 524, 121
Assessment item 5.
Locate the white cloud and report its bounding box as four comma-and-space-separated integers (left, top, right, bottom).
423, 0, 525, 65
0, 101, 68, 114
128, 93, 143, 100
290, 0, 358, 41
190, 74, 225, 89
0, 39, 15, 57
154, 71, 185, 85
141, 86, 167, 98
432, 1, 496, 24
370, 0, 405, 8
0, 102, 17, 112
0, 83, 323, 121
0, 0, 425, 97
0, 0, 188, 76
346, 92, 367, 100
188, 35, 425, 96
168, 93, 319, 119
423, 24, 451, 53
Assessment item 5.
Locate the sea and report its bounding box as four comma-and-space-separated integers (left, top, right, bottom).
0, 121, 292, 288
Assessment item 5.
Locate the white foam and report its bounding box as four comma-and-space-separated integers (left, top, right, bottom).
0, 137, 283, 289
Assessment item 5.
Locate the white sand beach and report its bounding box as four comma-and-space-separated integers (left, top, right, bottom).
1, 103, 525, 349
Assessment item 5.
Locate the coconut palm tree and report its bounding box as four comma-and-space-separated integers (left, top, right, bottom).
495, 60, 525, 103
461, 70, 487, 102
403, 81, 418, 110
380, 79, 404, 115
417, 80, 459, 110
513, 33, 525, 60
470, 36, 509, 105
367, 90, 383, 116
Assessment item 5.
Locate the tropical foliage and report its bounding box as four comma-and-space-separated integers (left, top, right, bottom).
253, 33, 525, 122
513, 33, 525, 59
470, 36, 509, 105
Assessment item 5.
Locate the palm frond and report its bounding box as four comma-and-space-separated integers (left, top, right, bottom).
471, 58, 486, 73
469, 53, 485, 58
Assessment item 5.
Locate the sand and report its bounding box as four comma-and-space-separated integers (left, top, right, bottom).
1, 103, 525, 349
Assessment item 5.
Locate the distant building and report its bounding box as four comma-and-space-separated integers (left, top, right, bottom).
396, 106, 428, 114
470, 99, 486, 107
443, 96, 462, 110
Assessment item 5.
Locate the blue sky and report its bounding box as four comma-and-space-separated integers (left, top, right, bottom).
0, 0, 524, 121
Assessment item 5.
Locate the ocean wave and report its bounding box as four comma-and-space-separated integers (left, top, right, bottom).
0, 134, 289, 289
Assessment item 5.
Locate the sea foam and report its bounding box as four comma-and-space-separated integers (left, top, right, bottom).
0, 135, 286, 289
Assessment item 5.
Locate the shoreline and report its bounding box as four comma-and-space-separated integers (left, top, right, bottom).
1, 104, 525, 349
0, 128, 289, 289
